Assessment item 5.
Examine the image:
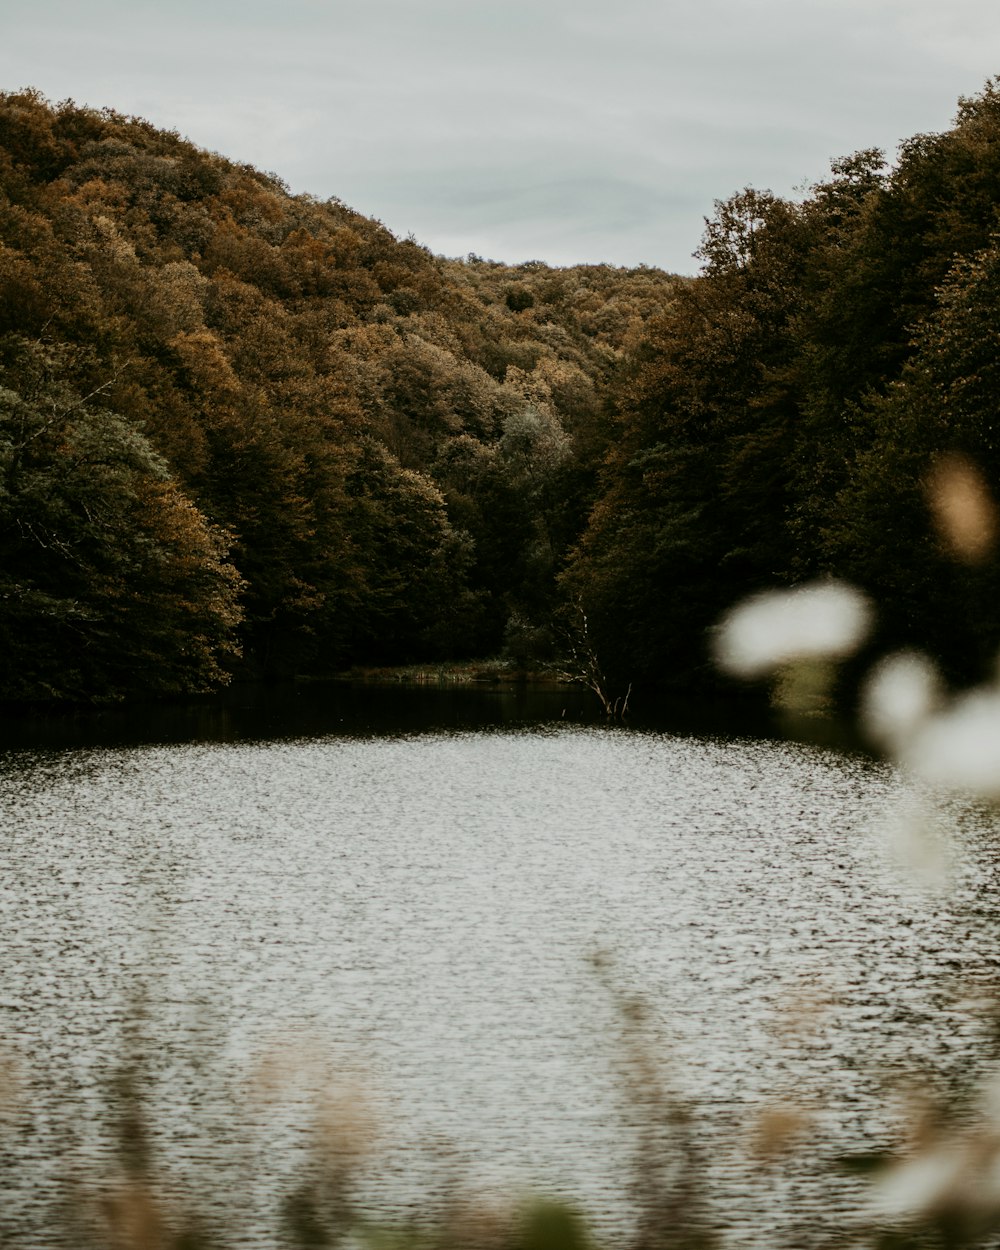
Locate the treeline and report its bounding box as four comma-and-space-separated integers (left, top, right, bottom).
6, 83, 1000, 706
565, 78, 1000, 700
0, 88, 676, 701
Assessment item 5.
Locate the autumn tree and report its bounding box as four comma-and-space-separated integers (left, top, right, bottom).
0, 361, 243, 701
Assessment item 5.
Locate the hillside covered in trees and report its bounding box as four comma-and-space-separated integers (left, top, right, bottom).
566, 78, 1000, 701
0, 88, 677, 702
5, 82, 1000, 706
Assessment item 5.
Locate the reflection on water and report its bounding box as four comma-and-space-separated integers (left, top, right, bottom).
1, 696, 999, 1247
0, 680, 602, 752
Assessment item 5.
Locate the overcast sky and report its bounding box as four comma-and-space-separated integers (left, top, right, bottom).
3, 0, 1000, 273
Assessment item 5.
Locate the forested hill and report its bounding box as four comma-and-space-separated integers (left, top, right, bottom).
7, 84, 1000, 709
0, 89, 678, 702
565, 78, 1000, 701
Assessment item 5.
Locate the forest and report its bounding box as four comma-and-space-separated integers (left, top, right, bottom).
4, 82, 1000, 706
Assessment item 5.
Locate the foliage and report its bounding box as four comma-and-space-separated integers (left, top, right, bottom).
0, 88, 679, 701
0, 357, 243, 701
564, 77, 1000, 701
10, 76, 1000, 704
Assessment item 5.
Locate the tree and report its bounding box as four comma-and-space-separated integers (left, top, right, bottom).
343, 440, 483, 661
561, 189, 811, 695
828, 241, 1000, 681
0, 368, 243, 701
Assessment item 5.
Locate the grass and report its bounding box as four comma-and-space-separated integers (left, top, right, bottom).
331, 659, 566, 686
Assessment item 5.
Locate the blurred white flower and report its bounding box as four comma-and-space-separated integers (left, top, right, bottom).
714, 581, 873, 679
877, 795, 953, 892
872, 1145, 968, 1220
861, 651, 942, 755
903, 688, 1000, 800
871, 1118, 1000, 1225
977, 1066, 1000, 1128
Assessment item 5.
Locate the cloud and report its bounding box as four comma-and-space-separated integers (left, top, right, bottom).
3, 0, 1000, 270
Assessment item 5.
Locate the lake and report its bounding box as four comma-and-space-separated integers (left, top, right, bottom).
2, 683, 999, 1248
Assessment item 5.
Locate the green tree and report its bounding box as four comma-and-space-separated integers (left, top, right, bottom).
0, 371, 243, 701
562, 189, 811, 694
829, 241, 1000, 680
343, 440, 483, 661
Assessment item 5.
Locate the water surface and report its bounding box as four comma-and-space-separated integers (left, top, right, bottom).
1, 696, 998, 1247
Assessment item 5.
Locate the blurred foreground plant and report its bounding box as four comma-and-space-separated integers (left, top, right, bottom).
711, 458, 1000, 1247
29, 960, 722, 1250
47, 1024, 602, 1250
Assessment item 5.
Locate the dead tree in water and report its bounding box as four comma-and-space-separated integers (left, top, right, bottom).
556, 599, 631, 719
